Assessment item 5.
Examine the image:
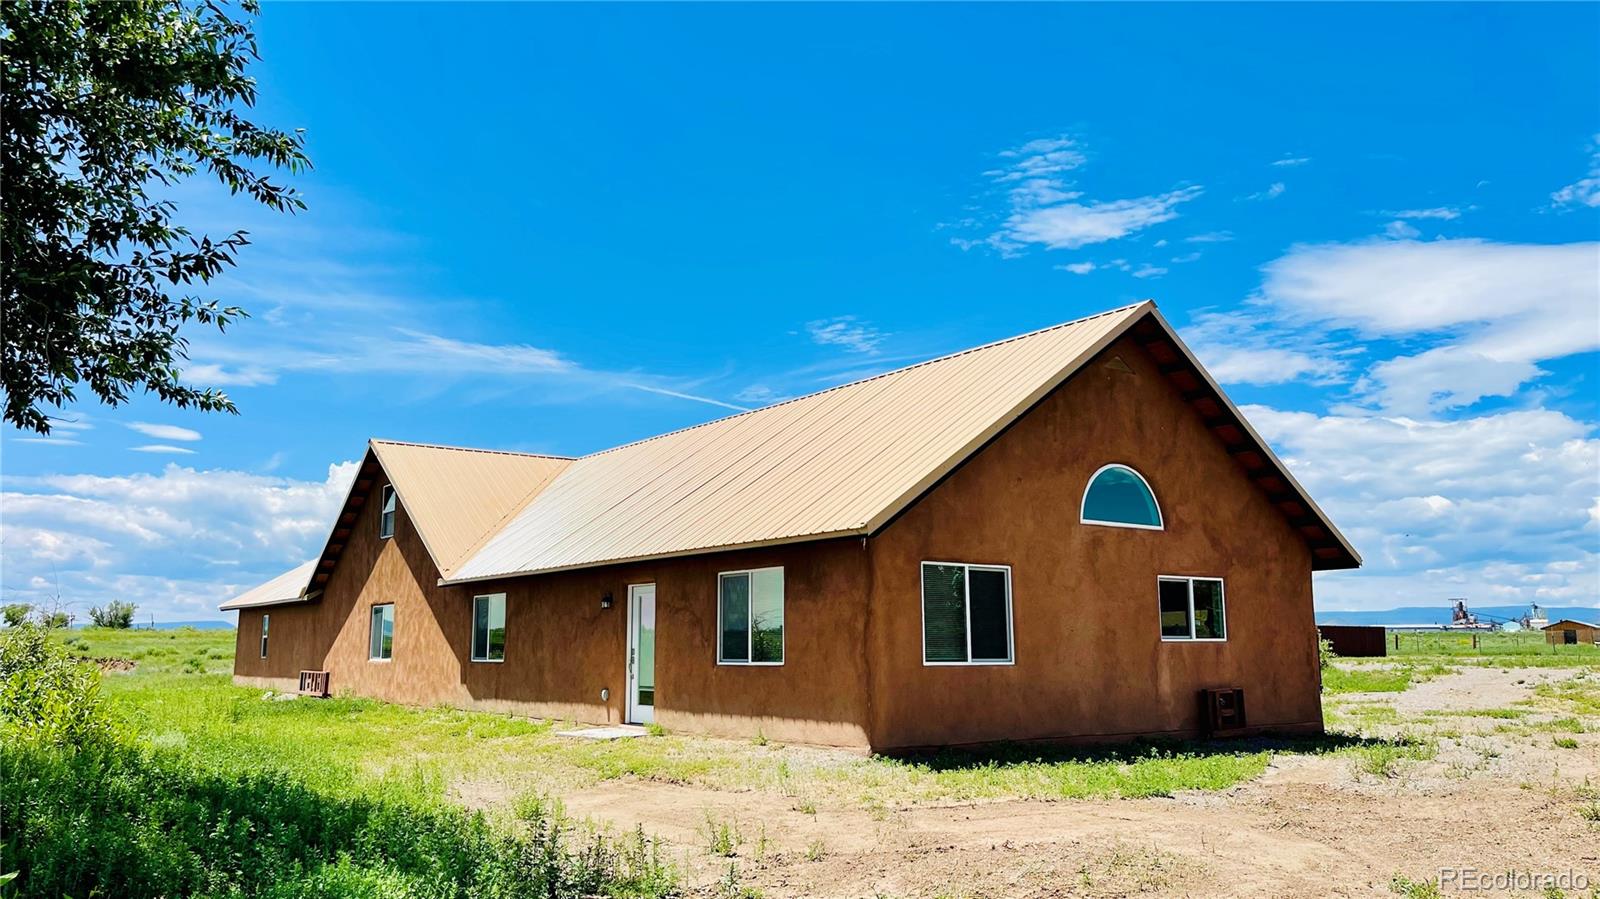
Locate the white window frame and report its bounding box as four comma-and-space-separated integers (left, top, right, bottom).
470, 593, 507, 663
260, 614, 269, 659
1080, 463, 1165, 531
920, 561, 1015, 667
369, 603, 395, 661
716, 566, 785, 666
379, 484, 396, 539
1157, 576, 1227, 642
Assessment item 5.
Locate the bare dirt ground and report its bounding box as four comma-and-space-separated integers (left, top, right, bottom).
553, 666, 1600, 898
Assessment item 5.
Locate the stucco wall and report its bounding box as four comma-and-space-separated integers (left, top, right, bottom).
234, 472, 874, 747
864, 335, 1322, 749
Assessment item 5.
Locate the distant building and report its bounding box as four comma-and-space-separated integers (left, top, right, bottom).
1542, 619, 1600, 646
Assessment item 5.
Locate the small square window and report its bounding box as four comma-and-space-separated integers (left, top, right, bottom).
718, 568, 784, 665
369, 603, 395, 659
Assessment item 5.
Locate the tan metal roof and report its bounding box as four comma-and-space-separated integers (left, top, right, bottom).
222, 299, 1361, 610
220, 559, 318, 611
370, 440, 572, 578
449, 302, 1156, 582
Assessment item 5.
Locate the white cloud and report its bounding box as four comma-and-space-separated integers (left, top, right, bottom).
1551, 133, 1600, 209
1170, 251, 1202, 264
1057, 261, 1097, 275
0, 461, 358, 621
1181, 311, 1347, 386
1245, 405, 1600, 610
733, 384, 786, 405
1131, 264, 1168, 279
984, 136, 1087, 183
128, 422, 202, 442
806, 316, 885, 354
12, 436, 83, 447
1186, 231, 1235, 243
1383, 220, 1421, 239
131, 445, 197, 455
1381, 207, 1463, 220
1257, 238, 1600, 413
1003, 187, 1203, 250
182, 362, 279, 387
1271, 157, 1311, 167
1205, 347, 1345, 386
1245, 182, 1286, 201
970, 134, 1203, 253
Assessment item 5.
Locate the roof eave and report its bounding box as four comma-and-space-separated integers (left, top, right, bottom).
439, 527, 871, 586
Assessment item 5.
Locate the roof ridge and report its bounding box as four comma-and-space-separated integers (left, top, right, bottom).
579, 300, 1153, 460
370, 438, 575, 461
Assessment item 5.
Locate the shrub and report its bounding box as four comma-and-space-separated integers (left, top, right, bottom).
89, 600, 138, 629
36, 610, 71, 629
0, 623, 677, 898
2, 603, 31, 627
0, 741, 678, 898
0, 624, 126, 751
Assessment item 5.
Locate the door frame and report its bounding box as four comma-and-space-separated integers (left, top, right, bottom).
626, 583, 656, 724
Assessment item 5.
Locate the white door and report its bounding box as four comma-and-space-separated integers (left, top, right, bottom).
627, 584, 656, 724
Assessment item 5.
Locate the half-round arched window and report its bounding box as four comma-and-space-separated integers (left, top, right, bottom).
1081, 464, 1163, 530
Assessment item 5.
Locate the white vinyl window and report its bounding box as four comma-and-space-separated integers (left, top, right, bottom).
718, 567, 784, 665
379, 485, 396, 539
921, 562, 1014, 665
260, 614, 269, 659
471, 593, 506, 662
1158, 577, 1227, 641
369, 603, 395, 660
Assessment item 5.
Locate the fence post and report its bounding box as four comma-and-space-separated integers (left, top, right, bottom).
1394, 632, 1401, 651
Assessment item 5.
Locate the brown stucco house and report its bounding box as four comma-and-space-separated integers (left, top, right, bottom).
222, 301, 1359, 750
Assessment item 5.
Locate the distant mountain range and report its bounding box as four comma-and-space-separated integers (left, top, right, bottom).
69, 619, 235, 631
1316, 605, 1599, 627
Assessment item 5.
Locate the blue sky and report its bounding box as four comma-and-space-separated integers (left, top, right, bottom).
4, 3, 1597, 621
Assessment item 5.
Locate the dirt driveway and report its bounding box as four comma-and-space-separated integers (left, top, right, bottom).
558, 666, 1600, 898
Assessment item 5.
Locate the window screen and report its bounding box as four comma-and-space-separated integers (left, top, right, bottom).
922, 562, 1012, 664
1192, 579, 1226, 639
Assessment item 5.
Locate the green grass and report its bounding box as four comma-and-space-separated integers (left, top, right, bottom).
1323, 662, 1453, 694
55, 625, 236, 675
48, 627, 1476, 814
1534, 673, 1600, 716
1388, 874, 1443, 899
1389, 630, 1600, 667
67, 628, 1417, 809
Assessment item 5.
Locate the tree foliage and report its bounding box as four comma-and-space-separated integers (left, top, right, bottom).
2, 604, 32, 628
88, 600, 136, 629
1, 0, 309, 434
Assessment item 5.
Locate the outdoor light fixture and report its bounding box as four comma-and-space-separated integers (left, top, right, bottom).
600, 591, 613, 609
